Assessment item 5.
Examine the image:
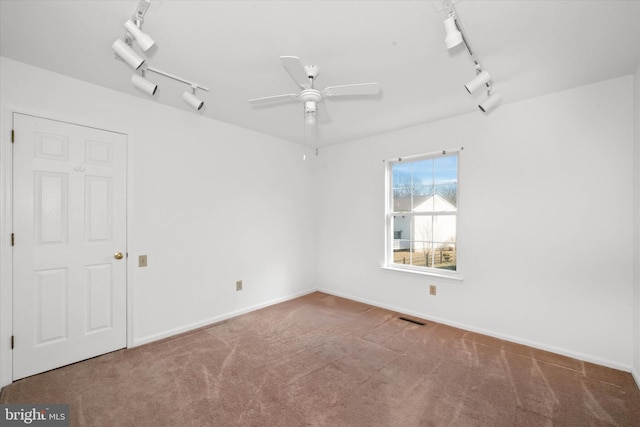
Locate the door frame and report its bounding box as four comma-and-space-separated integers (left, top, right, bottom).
0, 104, 136, 387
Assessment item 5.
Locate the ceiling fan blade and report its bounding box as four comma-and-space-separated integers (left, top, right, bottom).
323, 82, 380, 97
248, 93, 299, 105
280, 56, 310, 89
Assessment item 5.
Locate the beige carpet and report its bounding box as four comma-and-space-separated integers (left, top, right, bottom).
2, 292, 639, 426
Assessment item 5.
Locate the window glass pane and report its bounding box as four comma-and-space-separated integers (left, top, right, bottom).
393, 248, 412, 265
392, 215, 410, 252
433, 214, 456, 270
392, 159, 436, 212
392, 162, 414, 202
392, 215, 413, 265
411, 159, 434, 197
393, 196, 411, 212
435, 184, 457, 209
432, 243, 456, 270
410, 195, 430, 213
410, 241, 431, 267
434, 156, 457, 184
433, 215, 456, 248
413, 215, 433, 242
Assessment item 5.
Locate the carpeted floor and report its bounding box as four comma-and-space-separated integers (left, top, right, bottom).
2, 292, 639, 426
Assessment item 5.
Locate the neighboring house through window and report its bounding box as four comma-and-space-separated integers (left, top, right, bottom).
385, 151, 460, 278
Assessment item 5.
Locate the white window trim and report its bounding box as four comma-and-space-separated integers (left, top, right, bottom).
381, 265, 464, 281
384, 149, 463, 280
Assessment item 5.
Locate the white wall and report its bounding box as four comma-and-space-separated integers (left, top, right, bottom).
633, 63, 640, 384
0, 57, 317, 385
316, 75, 635, 370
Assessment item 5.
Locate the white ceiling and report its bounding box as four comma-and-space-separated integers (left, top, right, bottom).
1, 0, 639, 147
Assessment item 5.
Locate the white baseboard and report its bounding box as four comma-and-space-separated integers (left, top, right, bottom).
317, 287, 633, 374
132, 288, 317, 347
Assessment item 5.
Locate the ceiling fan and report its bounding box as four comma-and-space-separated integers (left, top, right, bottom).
248, 56, 381, 142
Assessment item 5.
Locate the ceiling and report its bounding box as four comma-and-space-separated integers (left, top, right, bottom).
1, 1, 639, 147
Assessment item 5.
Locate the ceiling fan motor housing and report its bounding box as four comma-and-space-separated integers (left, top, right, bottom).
300, 89, 322, 104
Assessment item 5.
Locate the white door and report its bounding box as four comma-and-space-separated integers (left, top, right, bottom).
12, 113, 127, 380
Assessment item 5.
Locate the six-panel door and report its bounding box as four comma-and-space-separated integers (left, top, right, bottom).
12, 113, 127, 380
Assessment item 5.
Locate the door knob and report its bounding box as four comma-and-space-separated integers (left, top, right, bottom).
114, 252, 124, 260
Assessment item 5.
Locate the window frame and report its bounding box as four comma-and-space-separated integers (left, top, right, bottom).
384, 150, 463, 280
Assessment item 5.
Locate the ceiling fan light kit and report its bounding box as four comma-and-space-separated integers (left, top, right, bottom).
440, 0, 501, 113
112, 0, 208, 110
304, 101, 317, 125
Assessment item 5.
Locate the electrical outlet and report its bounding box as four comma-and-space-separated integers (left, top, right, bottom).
139, 255, 148, 267
429, 285, 437, 296
236, 280, 243, 291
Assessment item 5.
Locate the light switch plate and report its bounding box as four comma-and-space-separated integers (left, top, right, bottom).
139, 255, 148, 267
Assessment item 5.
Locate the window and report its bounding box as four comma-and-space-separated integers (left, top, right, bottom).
385, 151, 459, 277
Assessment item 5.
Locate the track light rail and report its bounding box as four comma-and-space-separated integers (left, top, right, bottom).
144, 67, 209, 92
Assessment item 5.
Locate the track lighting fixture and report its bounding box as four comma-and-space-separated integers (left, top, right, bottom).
112, 1, 209, 113
124, 19, 155, 52
465, 70, 491, 94
443, 15, 463, 49
183, 87, 204, 111
479, 91, 502, 113
131, 71, 157, 96
112, 39, 145, 70
439, 0, 501, 113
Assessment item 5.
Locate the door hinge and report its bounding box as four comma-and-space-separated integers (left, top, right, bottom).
11, 233, 14, 246
11, 129, 15, 143
11, 335, 14, 350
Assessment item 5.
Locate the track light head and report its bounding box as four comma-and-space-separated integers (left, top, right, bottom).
443, 16, 463, 49
124, 19, 155, 52
465, 70, 491, 94
479, 92, 502, 113
131, 73, 157, 96
183, 88, 204, 111
112, 39, 145, 70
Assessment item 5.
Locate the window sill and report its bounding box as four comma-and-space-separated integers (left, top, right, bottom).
381, 265, 464, 281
